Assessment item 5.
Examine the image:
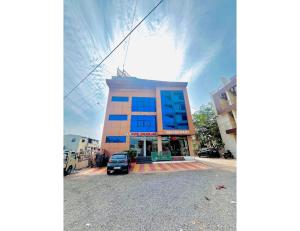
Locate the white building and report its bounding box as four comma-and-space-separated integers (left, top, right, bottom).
64, 134, 99, 153
211, 76, 237, 157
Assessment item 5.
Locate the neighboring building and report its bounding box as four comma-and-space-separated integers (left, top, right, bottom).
64, 134, 99, 153
211, 76, 237, 157
64, 134, 100, 169
101, 76, 195, 158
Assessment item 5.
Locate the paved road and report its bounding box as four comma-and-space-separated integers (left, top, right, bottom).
65, 167, 236, 231
195, 158, 236, 172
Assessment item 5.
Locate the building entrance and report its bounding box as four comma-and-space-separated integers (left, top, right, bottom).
162, 136, 190, 156
130, 136, 158, 157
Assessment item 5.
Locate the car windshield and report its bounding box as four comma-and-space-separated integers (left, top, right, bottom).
111, 154, 126, 159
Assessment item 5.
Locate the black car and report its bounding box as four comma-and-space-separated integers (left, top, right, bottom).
107, 153, 131, 175
198, 148, 220, 158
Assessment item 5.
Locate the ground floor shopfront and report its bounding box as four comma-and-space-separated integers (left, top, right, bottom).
129, 134, 194, 157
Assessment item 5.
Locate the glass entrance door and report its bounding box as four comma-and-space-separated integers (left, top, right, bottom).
145, 140, 152, 156
137, 138, 145, 157
130, 136, 158, 157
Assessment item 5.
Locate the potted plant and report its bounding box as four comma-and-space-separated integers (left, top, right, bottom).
126, 150, 137, 163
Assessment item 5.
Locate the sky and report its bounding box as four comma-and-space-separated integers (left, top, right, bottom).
64, 0, 236, 140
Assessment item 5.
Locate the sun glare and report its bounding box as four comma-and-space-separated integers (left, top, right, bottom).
105, 21, 185, 82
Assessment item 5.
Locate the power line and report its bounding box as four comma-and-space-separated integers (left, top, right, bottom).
122, 0, 138, 72
64, 0, 165, 100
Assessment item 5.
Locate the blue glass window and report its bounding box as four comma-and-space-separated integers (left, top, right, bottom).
130, 115, 157, 132
112, 96, 129, 102
161, 91, 189, 130
106, 136, 126, 143
108, 115, 128, 121
132, 97, 156, 112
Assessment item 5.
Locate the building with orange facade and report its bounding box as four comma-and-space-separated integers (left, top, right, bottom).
100, 76, 195, 160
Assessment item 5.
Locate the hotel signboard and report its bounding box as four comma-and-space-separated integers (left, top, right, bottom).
158, 130, 191, 135
127, 130, 191, 136
129, 132, 157, 136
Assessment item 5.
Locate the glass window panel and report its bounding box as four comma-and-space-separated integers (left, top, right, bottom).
106, 136, 126, 143
108, 114, 128, 120
112, 96, 129, 102
130, 115, 157, 132
161, 90, 189, 130
132, 97, 156, 112
161, 136, 189, 156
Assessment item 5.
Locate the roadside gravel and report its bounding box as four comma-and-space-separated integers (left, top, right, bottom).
64, 169, 236, 231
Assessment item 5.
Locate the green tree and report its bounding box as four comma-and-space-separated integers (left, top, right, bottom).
192, 103, 223, 149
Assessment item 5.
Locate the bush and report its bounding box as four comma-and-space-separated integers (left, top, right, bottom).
124, 150, 137, 161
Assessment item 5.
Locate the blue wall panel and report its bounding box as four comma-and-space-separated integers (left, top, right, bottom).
112, 96, 129, 102
130, 115, 157, 132
132, 97, 156, 112
161, 90, 189, 130
106, 136, 126, 143
109, 114, 128, 121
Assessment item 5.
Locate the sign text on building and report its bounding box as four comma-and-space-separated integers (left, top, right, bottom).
162, 130, 190, 135
129, 132, 157, 136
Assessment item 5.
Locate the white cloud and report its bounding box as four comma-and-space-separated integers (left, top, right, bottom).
178, 39, 223, 82
127, 23, 185, 81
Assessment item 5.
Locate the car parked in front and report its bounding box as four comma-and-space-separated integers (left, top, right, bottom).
197, 147, 220, 158
107, 152, 131, 175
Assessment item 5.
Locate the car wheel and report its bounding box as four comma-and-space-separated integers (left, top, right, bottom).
107, 170, 111, 175
66, 166, 72, 175
125, 167, 129, 174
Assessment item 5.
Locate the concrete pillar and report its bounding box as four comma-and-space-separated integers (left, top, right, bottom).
155, 88, 163, 133
183, 88, 195, 134
143, 137, 146, 157
225, 90, 236, 106
187, 136, 195, 156
232, 109, 237, 122
225, 91, 233, 105
157, 136, 162, 153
